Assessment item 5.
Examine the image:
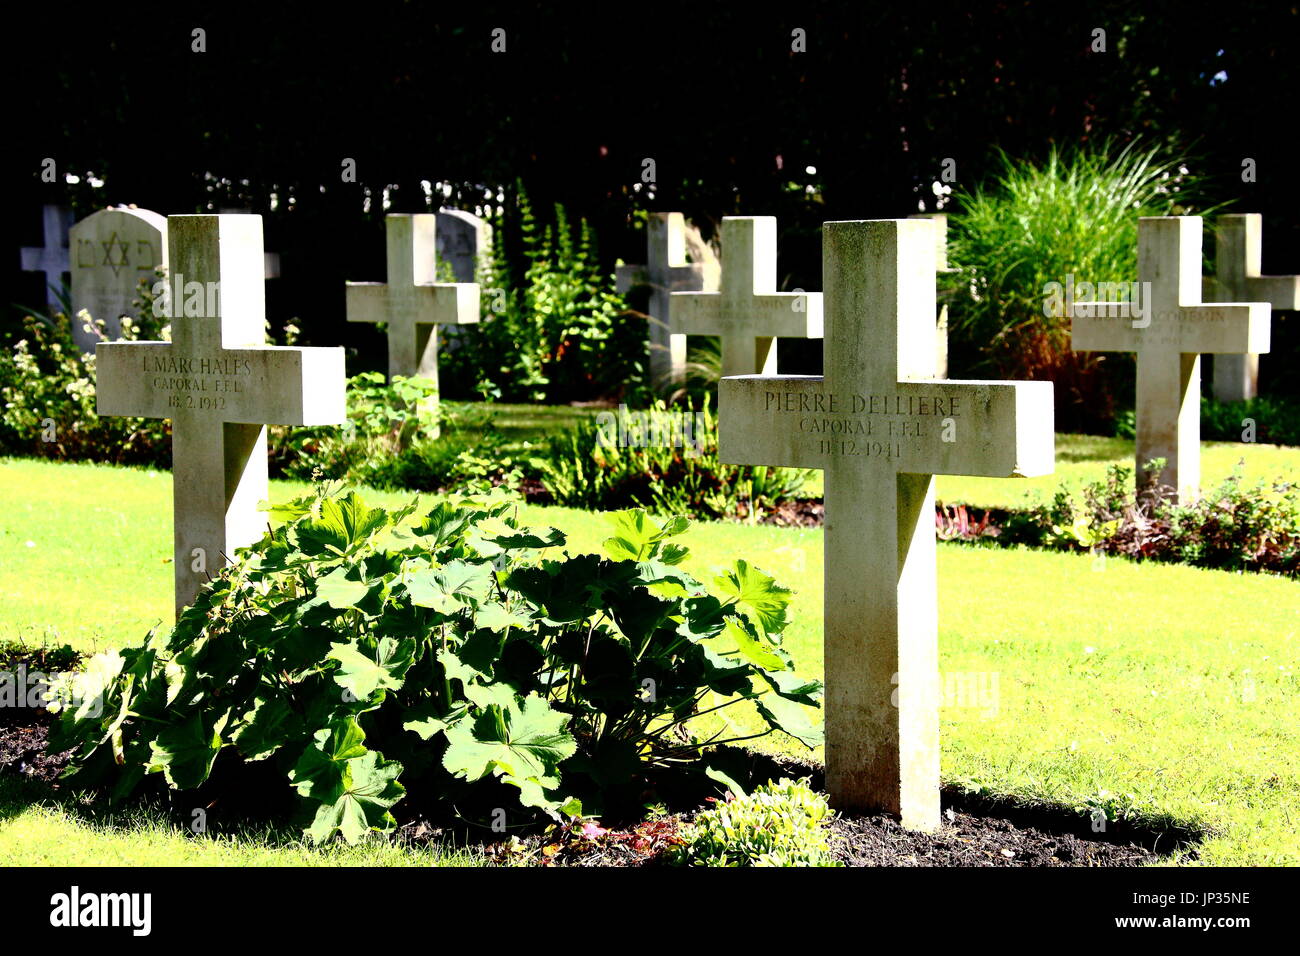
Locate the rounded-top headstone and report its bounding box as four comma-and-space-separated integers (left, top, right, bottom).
68, 207, 168, 351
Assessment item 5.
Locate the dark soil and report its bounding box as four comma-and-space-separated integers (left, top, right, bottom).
2, 646, 1193, 867
0, 643, 81, 785
828, 808, 1153, 867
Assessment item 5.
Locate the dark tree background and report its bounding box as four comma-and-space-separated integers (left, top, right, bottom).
10, 0, 1299, 389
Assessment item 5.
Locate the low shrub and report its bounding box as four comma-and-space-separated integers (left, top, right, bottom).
0, 304, 169, 467
1199, 395, 1300, 447
533, 399, 814, 519
1003, 463, 1300, 575
49, 489, 823, 844
669, 778, 841, 867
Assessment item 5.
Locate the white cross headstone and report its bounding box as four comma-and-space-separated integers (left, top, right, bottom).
435, 208, 493, 283
69, 207, 168, 351
1203, 214, 1300, 403
96, 214, 346, 614
671, 217, 822, 377
615, 212, 721, 388
345, 214, 480, 391
1072, 217, 1270, 501
19, 204, 72, 313
719, 219, 1054, 830
217, 208, 283, 280
909, 212, 953, 378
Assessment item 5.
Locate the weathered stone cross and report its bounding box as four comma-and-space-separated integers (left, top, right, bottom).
672, 216, 823, 377
19, 204, 72, 312
1203, 214, 1300, 403
1072, 217, 1270, 501
719, 219, 1054, 830
615, 212, 720, 388
97, 215, 346, 614
346, 214, 479, 387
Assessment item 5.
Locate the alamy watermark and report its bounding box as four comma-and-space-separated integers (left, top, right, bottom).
1043, 274, 1153, 328
1, 666, 103, 717
595, 405, 710, 458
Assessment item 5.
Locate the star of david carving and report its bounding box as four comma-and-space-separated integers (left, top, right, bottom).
101, 232, 131, 276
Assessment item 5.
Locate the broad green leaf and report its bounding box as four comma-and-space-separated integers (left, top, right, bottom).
754, 692, 823, 748
316, 567, 371, 609
295, 492, 388, 556
723, 616, 786, 671
714, 560, 792, 636
147, 712, 227, 789
327, 637, 416, 700
306, 751, 405, 845
289, 717, 368, 799
406, 560, 494, 614
232, 694, 303, 762
442, 694, 576, 783
477, 601, 530, 632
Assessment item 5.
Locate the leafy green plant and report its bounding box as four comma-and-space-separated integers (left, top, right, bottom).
0, 282, 170, 465
1200, 395, 1300, 447
669, 778, 841, 867
49, 488, 822, 844
533, 398, 813, 520
440, 183, 647, 404
948, 140, 1216, 431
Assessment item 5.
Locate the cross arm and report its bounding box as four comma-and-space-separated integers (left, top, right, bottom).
895, 380, 1055, 478
1246, 275, 1300, 310
747, 293, 825, 338
1072, 302, 1270, 354
345, 283, 388, 324
669, 292, 723, 335
614, 263, 645, 295
718, 375, 829, 470
96, 342, 174, 419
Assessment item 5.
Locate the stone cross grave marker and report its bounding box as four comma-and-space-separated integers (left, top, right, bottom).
1072, 217, 1270, 501
20, 204, 72, 313
718, 219, 1054, 830
435, 208, 493, 283
1203, 214, 1300, 403
616, 212, 721, 388
97, 215, 346, 614
671, 217, 822, 377
909, 212, 953, 378
69, 207, 168, 351
346, 214, 479, 391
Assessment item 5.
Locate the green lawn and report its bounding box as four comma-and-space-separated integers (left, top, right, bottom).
447, 402, 1297, 510
1, 457, 1297, 866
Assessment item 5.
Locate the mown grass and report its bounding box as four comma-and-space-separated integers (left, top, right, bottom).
1, 458, 1297, 866
446, 402, 1296, 509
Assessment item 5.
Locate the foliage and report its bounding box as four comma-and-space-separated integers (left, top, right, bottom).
1005, 463, 1300, 575
0, 289, 170, 466
668, 778, 840, 867
947, 141, 1215, 431
1199, 395, 1300, 447
532, 398, 814, 519
440, 182, 648, 404
269, 374, 512, 492
49, 489, 822, 844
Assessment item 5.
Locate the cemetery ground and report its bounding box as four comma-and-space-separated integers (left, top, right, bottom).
1, 455, 1297, 866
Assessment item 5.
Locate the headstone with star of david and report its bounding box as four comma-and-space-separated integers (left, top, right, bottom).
1072, 216, 1271, 501
718, 218, 1054, 830
96, 214, 346, 614
68, 207, 168, 351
